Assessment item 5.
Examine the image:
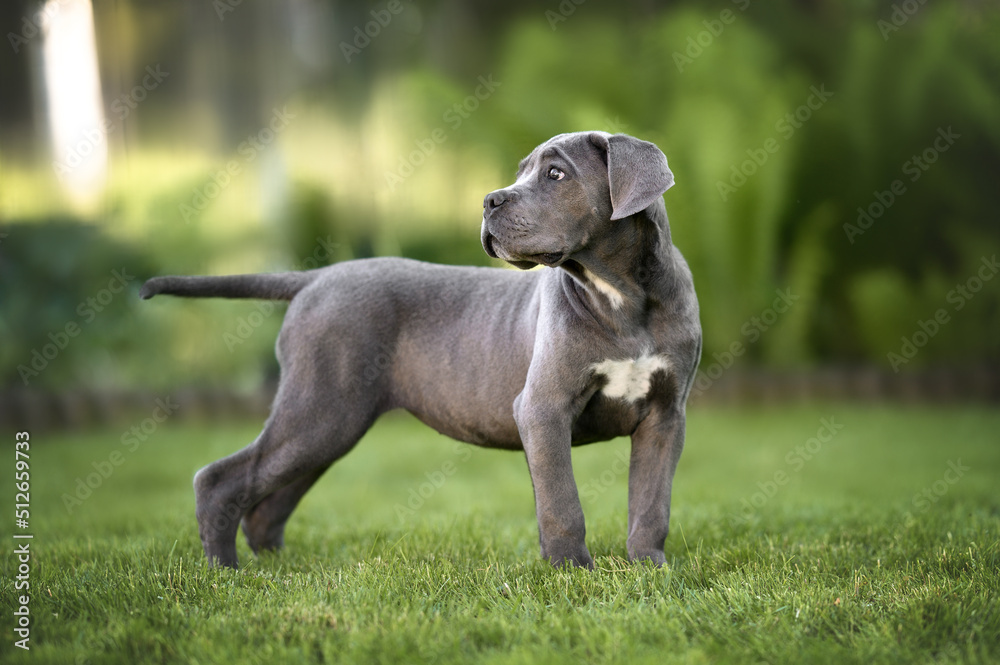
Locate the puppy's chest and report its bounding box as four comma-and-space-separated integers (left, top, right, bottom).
589, 354, 670, 403
571, 353, 671, 442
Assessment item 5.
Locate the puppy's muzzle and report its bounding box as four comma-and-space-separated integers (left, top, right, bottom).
482, 231, 500, 259
481, 187, 515, 259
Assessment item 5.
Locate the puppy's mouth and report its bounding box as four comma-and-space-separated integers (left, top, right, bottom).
483, 233, 567, 270
483, 232, 500, 259
528, 251, 568, 267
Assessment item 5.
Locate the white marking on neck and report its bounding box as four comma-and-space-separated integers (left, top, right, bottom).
591, 354, 670, 402
582, 267, 625, 309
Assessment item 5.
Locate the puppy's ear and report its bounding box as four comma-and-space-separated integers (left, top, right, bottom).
590, 133, 674, 220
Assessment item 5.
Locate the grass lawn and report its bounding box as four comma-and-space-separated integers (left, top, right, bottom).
2, 403, 998, 664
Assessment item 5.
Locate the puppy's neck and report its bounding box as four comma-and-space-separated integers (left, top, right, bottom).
561, 201, 674, 325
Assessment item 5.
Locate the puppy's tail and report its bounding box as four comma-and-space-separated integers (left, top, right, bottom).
139, 270, 320, 301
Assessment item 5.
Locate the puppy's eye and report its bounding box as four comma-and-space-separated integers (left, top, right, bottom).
547, 167, 565, 181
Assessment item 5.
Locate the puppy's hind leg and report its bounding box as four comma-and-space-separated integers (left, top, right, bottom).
240, 463, 331, 554
194, 392, 376, 568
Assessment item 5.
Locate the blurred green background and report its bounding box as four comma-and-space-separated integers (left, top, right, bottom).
1, 0, 998, 395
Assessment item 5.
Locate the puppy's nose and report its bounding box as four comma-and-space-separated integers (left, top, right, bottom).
484, 189, 515, 211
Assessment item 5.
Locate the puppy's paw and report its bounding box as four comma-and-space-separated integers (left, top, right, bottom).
627, 549, 667, 567
545, 547, 595, 570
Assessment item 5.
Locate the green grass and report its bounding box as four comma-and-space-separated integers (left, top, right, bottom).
2, 404, 998, 664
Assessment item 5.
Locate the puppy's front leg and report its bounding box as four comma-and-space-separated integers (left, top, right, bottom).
515, 398, 594, 569
626, 405, 686, 565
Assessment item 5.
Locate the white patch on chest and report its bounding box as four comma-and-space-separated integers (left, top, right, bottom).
590, 354, 670, 402
582, 267, 625, 309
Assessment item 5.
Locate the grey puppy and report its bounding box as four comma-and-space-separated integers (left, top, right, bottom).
141, 131, 701, 569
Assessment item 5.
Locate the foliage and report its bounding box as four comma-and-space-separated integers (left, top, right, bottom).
0, 221, 157, 388
3, 1, 999, 389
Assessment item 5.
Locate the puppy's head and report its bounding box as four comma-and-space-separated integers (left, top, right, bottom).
481, 132, 674, 269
